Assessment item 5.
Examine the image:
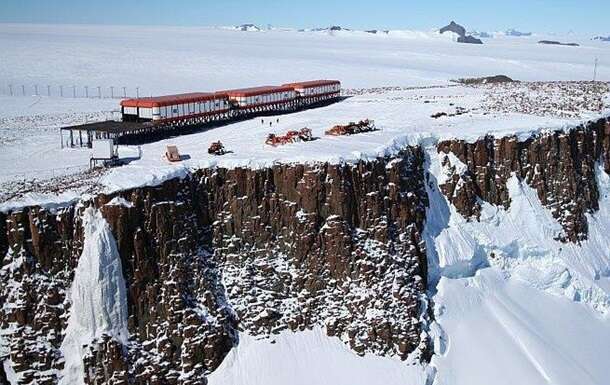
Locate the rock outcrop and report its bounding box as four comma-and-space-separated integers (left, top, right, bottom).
0, 147, 430, 384
440, 21, 483, 44
538, 40, 580, 47
438, 118, 610, 242
440, 21, 466, 37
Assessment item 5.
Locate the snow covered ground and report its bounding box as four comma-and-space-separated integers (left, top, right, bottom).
1, 23, 609, 190
208, 328, 429, 385
1, 83, 606, 201
1, 24, 609, 93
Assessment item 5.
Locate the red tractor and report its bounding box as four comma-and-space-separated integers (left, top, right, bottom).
265, 128, 313, 146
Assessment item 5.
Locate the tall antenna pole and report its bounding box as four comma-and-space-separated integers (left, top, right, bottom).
593, 57, 599, 82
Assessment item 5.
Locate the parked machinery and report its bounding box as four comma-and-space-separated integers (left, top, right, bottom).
265, 128, 313, 146
325, 119, 376, 136
208, 141, 227, 155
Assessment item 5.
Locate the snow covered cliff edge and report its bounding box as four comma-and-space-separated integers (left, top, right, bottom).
1, 118, 609, 385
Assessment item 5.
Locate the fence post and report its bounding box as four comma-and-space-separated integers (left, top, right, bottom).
136, 87, 139, 98
110, 86, 114, 98
34, 84, 39, 96
22, 85, 25, 96
122, 86, 126, 98
85, 86, 89, 98
60, 85, 63, 97
47, 85, 51, 96
73, 85, 76, 98
98, 86, 101, 98
9, 85, 13, 96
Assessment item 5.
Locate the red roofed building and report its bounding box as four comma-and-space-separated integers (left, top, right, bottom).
120, 92, 230, 121
221, 85, 296, 109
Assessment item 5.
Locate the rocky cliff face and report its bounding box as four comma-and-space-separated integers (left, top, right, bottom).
438, 118, 610, 242
2, 117, 609, 384
0, 147, 430, 384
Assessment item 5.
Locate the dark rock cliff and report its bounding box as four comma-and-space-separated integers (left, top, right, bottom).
2, 118, 609, 383
438, 118, 610, 242
0, 147, 430, 384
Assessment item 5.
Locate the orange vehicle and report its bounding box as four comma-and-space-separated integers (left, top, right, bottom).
265, 128, 313, 146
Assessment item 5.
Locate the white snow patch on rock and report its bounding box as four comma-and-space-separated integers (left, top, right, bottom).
59, 207, 128, 385
105, 196, 134, 208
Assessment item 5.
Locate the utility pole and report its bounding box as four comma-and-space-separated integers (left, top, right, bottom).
593, 57, 599, 82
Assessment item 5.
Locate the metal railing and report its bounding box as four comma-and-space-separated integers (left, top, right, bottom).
0, 84, 147, 99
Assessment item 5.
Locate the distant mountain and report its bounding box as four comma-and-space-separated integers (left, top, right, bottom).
593, 36, 610, 42
471, 31, 493, 38
440, 21, 466, 37
301, 26, 353, 33
234, 24, 262, 32
506, 28, 532, 37
440, 21, 483, 44
365, 29, 389, 35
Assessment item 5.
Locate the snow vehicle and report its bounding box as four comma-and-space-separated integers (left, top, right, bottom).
265, 128, 313, 146
208, 141, 227, 155
325, 119, 376, 136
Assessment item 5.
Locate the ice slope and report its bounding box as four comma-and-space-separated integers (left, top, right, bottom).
207, 327, 430, 385
431, 270, 610, 385
59, 207, 128, 385
424, 148, 610, 385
